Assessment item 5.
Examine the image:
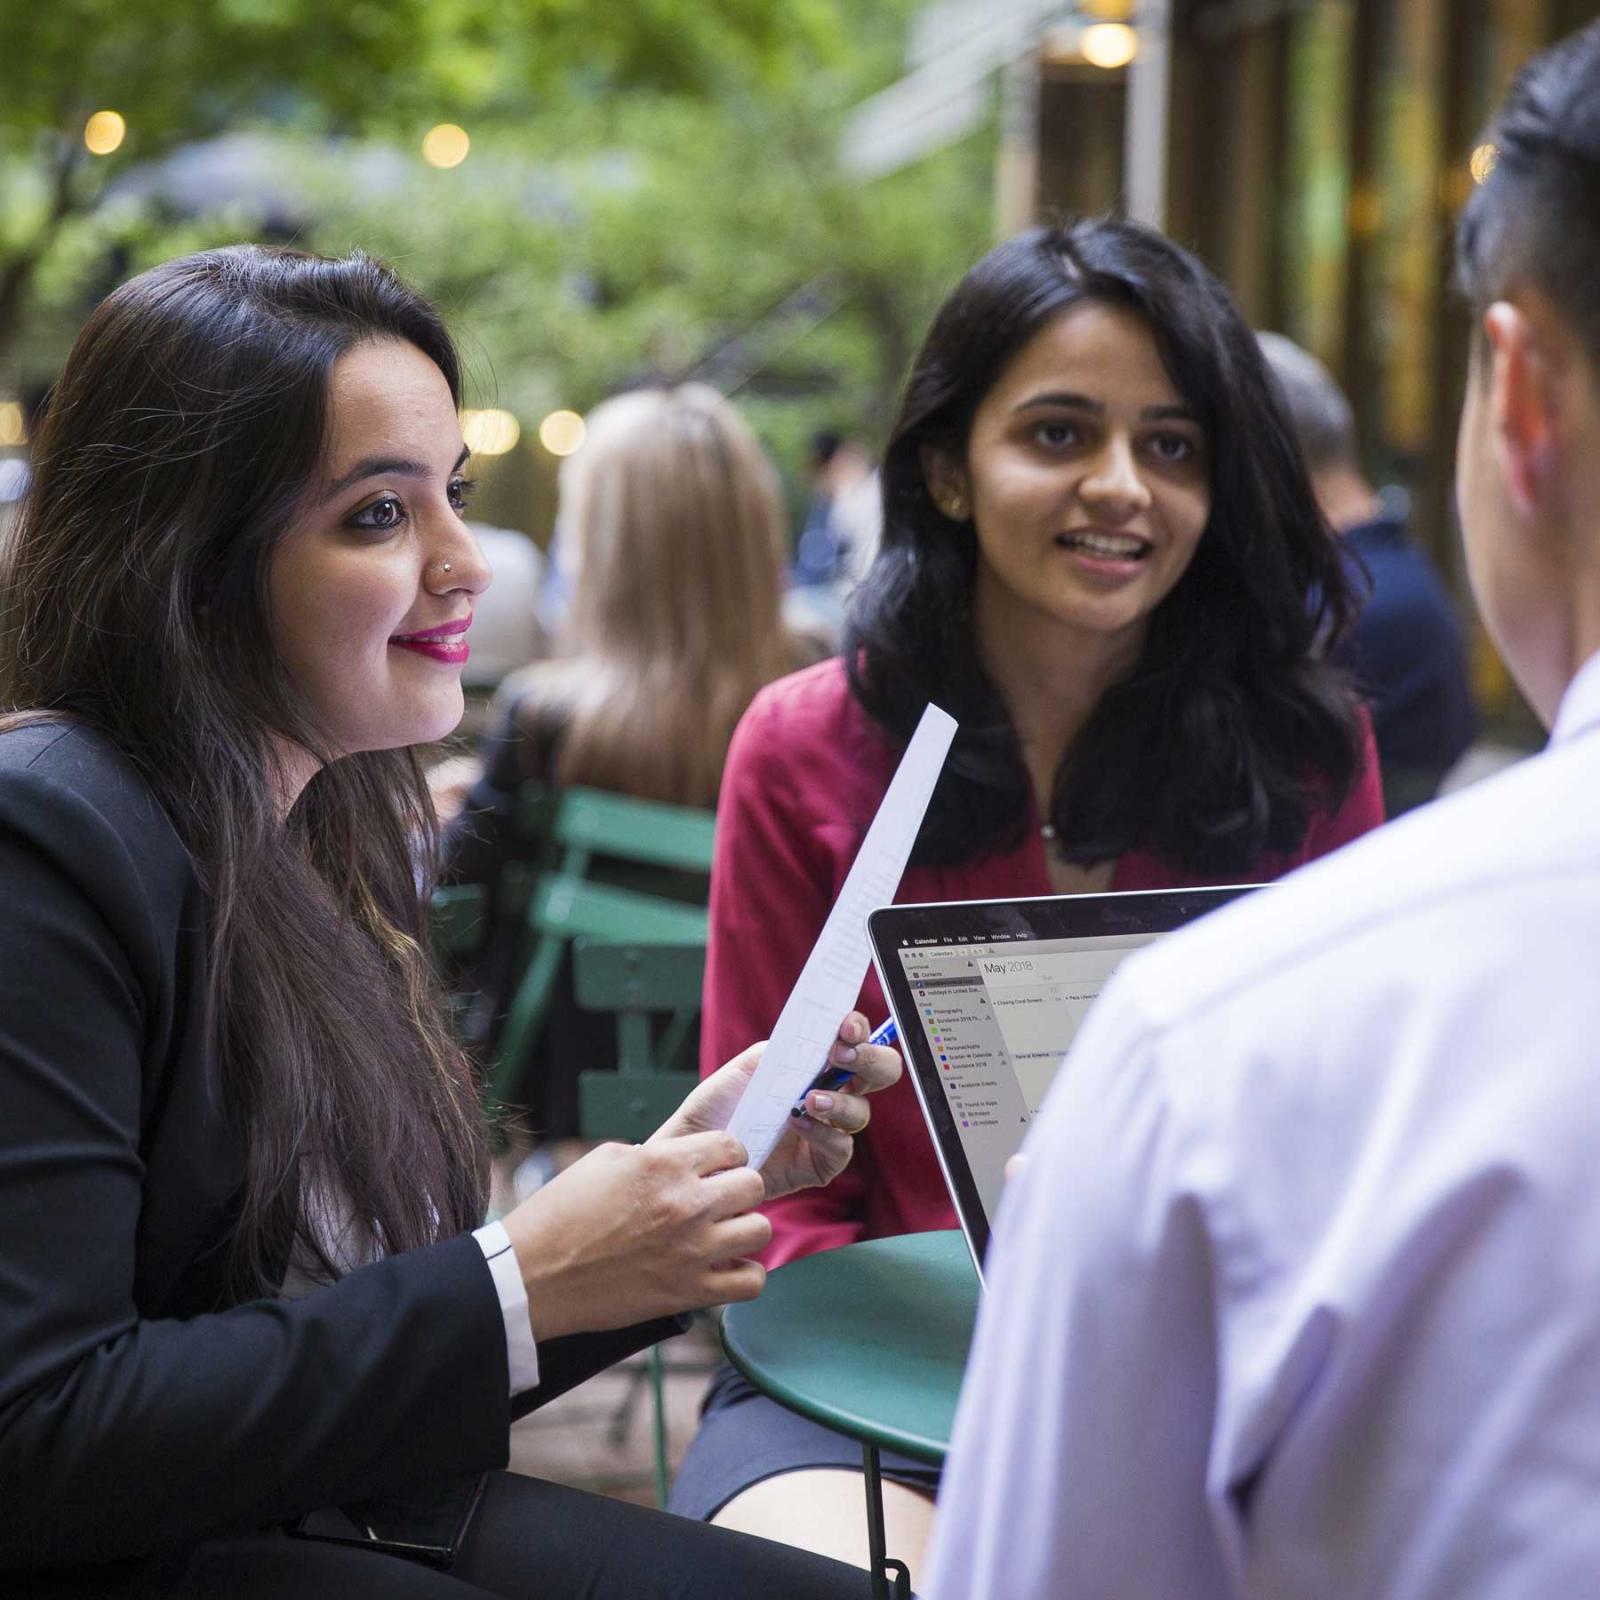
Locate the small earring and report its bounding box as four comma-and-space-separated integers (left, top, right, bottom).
943, 496, 967, 520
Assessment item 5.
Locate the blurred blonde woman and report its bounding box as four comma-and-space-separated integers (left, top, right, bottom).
512, 382, 806, 805
443, 384, 816, 1129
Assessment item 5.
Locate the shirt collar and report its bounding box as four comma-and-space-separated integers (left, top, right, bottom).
1550, 647, 1600, 746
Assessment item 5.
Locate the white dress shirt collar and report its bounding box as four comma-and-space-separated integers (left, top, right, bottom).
1551, 646, 1600, 746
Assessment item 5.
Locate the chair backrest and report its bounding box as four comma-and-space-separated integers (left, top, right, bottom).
430, 781, 561, 966
573, 939, 707, 1141
573, 941, 709, 1017
487, 785, 716, 1116
534, 875, 708, 946
430, 882, 489, 957
552, 787, 718, 877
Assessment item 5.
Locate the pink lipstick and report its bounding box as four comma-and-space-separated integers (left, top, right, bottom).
390, 614, 472, 665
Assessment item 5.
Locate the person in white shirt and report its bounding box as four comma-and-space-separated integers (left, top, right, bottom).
926, 21, 1600, 1599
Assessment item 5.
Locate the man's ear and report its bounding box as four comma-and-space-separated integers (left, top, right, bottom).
920, 444, 972, 522
1483, 300, 1558, 517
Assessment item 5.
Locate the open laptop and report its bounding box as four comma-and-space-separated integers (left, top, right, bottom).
868, 887, 1257, 1279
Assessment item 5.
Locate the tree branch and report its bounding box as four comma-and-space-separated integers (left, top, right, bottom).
0, 135, 85, 367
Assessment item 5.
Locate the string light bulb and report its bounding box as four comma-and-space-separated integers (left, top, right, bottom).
84, 111, 126, 156
538, 410, 586, 457
461, 409, 521, 456
1081, 23, 1138, 70
422, 124, 470, 169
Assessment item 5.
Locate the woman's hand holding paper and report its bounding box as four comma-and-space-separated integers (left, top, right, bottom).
654, 1010, 901, 1201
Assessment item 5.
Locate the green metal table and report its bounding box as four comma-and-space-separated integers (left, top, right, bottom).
720, 1230, 980, 1600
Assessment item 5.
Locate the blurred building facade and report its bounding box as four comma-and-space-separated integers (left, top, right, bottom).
1165, 0, 1596, 725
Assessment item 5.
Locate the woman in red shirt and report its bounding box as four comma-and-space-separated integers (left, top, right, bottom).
670, 218, 1384, 1578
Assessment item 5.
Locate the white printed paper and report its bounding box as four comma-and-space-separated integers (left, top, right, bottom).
728, 702, 958, 1168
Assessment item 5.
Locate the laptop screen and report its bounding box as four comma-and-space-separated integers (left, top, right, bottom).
869, 889, 1257, 1273
896, 930, 1160, 1227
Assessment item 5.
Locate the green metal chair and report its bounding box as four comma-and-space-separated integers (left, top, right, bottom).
429, 882, 492, 1039
429, 781, 561, 1038
437, 788, 716, 1504
571, 936, 709, 1507
487, 786, 715, 1113
430, 882, 489, 958
572, 939, 708, 1141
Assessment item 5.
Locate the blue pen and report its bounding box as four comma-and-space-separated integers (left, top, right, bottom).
791, 1017, 899, 1118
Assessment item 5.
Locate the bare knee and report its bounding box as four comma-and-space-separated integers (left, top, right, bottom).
710, 1469, 936, 1589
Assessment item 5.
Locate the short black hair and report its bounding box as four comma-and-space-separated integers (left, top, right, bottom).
1457, 20, 1600, 368
845, 218, 1364, 876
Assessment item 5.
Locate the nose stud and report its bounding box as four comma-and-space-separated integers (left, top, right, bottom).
440, 561, 453, 574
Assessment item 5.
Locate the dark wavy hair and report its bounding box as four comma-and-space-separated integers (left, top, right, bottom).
1456, 20, 1600, 365
844, 218, 1364, 873
0, 246, 488, 1293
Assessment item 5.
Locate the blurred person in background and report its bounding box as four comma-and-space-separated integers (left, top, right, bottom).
786, 430, 883, 646
794, 430, 883, 588
927, 23, 1600, 1597
670, 217, 1384, 1585
461, 523, 547, 692
443, 383, 818, 1145
1260, 332, 1477, 814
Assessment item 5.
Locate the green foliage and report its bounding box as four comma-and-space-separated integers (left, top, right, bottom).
299, 88, 993, 442
0, 0, 995, 492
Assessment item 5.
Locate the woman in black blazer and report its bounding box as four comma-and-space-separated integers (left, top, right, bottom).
0, 246, 896, 1598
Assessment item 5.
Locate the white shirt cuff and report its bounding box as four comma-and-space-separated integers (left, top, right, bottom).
473, 1220, 540, 1395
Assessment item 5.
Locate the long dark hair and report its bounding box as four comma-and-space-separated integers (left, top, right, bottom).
0, 246, 488, 1292
845, 218, 1363, 873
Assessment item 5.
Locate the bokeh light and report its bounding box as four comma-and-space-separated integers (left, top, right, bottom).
1081, 23, 1138, 70
83, 111, 126, 157
538, 410, 587, 457
461, 409, 521, 456
1470, 143, 1499, 185
0, 402, 24, 447
422, 123, 471, 169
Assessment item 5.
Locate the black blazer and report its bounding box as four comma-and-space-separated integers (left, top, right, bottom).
0, 723, 678, 1586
